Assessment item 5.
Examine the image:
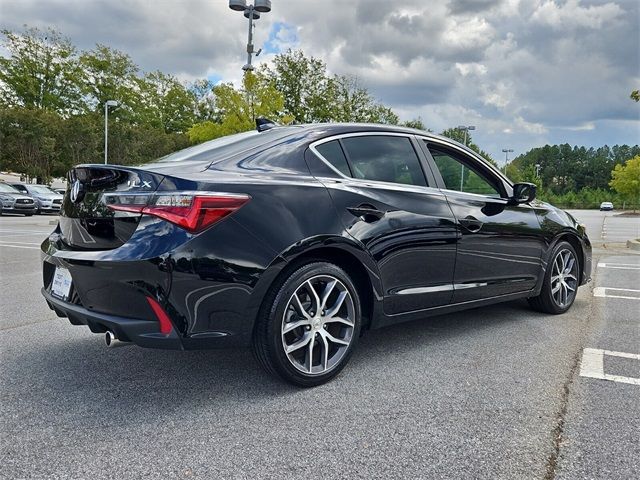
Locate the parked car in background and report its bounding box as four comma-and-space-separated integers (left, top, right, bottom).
599, 201, 614, 211
41, 123, 592, 386
0, 182, 37, 216
8, 183, 63, 214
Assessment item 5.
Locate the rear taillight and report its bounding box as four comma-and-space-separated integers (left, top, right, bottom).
105, 192, 250, 233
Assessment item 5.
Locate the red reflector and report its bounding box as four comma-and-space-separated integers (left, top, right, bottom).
146, 297, 173, 335
107, 193, 250, 233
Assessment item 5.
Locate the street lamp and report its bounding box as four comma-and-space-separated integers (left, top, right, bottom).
457, 125, 476, 190
502, 148, 514, 173
229, 0, 271, 72
104, 100, 118, 165
457, 125, 475, 146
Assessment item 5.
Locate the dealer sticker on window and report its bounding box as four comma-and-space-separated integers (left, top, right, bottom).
51, 267, 73, 301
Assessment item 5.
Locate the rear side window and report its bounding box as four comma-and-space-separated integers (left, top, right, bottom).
315, 140, 351, 176
340, 136, 427, 186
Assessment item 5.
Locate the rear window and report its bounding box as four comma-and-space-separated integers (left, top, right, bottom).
315, 140, 351, 176
155, 127, 301, 164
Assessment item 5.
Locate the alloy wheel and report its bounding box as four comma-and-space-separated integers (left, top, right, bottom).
281, 275, 355, 375
550, 248, 578, 308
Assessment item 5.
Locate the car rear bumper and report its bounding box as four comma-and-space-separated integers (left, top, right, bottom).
42, 287, 185, 349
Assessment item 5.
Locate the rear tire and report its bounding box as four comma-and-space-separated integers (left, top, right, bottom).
528, 241, 580, 314
253, 261, 361, 387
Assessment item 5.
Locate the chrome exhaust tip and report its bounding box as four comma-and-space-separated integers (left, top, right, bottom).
105, 330, 129, 348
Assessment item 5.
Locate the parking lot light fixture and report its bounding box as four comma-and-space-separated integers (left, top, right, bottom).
502, 148, 514, 173
104, 100, 118, 165
457, 125, 476, 189
229, 0, 271, 72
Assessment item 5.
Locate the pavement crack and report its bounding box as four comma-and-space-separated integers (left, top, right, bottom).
544, 347, 582, 480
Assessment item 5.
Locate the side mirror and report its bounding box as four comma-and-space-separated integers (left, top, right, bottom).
511, 182, 536, 204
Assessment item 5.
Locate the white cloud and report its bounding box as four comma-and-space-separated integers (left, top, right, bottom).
531, 0, 623, 30
0, 0, 638, 158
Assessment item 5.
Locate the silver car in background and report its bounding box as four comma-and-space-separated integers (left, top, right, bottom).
0, 183, 37, 216
8, 183, 63, 214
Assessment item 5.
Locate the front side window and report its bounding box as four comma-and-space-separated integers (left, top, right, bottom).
340, 136, 427, 187
427, 145, 502, 197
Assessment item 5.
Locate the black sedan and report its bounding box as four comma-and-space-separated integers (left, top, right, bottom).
41, 123, 592, 386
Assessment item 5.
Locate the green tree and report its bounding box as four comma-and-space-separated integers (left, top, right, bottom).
631, 90, 639, 102
261, 49, 335, 123
262, 50, 399, 125
441, 127, 497, 166
0, 27, 82, 114
187, 72, 285, 143
136, 71, 197, 133
79, 44, 140, 118
0, 107, 62, 181
610, 155, 640, 211
401, 117, 430, 131
331, 74, 399, 124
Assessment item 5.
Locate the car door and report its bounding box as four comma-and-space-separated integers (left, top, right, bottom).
307, 133, 458, 315
421, 139, 545, 303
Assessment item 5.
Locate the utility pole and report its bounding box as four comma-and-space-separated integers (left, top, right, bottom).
104, 100, 118, 165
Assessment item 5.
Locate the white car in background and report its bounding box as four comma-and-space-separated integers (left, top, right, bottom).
599, 201, 614, 211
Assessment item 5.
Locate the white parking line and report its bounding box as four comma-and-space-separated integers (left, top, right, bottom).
0, 241, 42, 245
0, 230, 52, 235
579, 348, 640, 386
597, 263, 640, 270
0, 244, 40, 250
593, 287, 640, 300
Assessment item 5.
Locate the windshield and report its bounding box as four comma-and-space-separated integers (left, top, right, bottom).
153, 127, 302, 164
28, 185, 56, 195
0, 183, 20, 193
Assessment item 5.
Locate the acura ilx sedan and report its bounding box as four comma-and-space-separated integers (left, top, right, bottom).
41, 123, 591, 386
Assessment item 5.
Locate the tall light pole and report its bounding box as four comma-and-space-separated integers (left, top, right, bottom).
502, 148, 514, 173
104, 100, 118, 165
229, 0, 271, 72
457, 125, 476, 190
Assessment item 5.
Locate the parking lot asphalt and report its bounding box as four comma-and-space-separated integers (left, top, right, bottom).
1, 210, 638, 479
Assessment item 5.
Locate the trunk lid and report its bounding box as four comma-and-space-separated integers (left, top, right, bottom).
60, 165, 164, 250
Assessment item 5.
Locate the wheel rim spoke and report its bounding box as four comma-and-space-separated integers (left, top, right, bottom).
306, 280, 321, 314
292, 293, 311, 319
281, 274, 355, 376
323, 316, 354, 327
283, 318, 311, 334
551, 248, 578, 308
286, 333, 312, 354
305, 335, 315, 373
320, 279, 337, 311
325, 290, 348, 318
321, 334, 330, 371
324, 331, 350, 347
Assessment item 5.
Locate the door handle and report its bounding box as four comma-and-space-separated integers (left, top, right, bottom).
459, 216, 483, 233
347, 204, 385, 222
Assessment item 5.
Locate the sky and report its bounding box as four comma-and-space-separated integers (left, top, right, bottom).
1, 0, 639, 163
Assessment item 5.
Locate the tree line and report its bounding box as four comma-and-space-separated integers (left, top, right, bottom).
0, 26, 637, 208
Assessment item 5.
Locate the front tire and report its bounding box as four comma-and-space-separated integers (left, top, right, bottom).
528, 241, 580, 314
253, 262, 361, 387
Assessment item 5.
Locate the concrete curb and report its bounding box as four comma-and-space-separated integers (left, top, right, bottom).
627, 239, 640, 251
